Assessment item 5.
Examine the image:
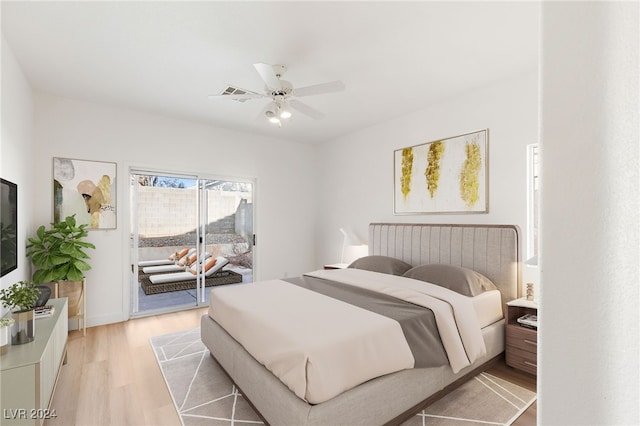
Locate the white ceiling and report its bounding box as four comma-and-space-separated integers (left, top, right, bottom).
1, 1, 539, 144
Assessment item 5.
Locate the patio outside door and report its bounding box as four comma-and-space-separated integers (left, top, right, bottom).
130, 171, 254, 316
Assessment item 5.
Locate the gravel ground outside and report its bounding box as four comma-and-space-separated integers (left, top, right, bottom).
139, 231, 247, 248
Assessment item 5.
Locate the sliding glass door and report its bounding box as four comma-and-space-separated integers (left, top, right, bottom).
197, 179, 254, 305
130, 171, 254, 316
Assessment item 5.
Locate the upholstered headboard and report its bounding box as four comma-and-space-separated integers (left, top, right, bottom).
369, 223, 521, 302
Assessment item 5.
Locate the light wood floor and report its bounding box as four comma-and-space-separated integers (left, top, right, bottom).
45, 308, 536, 426
46, 307, 208, 426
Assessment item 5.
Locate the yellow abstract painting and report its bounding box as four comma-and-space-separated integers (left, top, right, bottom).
393, 129, 488, 214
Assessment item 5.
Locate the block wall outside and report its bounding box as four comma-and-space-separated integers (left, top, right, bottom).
235, 199, 253, 241
137, 186, 252, 237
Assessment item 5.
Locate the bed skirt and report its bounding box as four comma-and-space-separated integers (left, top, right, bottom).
140, 270, 243, 295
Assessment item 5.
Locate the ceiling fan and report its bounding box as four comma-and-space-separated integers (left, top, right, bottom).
209, 63, 345, 126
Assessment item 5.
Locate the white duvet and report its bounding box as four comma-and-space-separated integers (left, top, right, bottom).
208, 268, 489, 404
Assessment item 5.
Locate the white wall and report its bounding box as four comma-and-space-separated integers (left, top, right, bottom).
539, 2, 639, 424
315, 71, 539, 289
0, 35, 35, 317
32, 93, 318, 326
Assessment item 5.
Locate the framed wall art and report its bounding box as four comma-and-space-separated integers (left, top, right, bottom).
53, 157, 117, 229
394, 129, 488, 214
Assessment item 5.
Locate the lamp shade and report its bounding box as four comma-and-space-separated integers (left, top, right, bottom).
339, 228, 366, 264
339, 228, 362, 246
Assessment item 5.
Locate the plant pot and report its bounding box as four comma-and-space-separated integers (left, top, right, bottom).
11, 309, 35, 345
56, 280, 84, 318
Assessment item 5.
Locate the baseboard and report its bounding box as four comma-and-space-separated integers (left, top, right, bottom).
80, 311, 127, 329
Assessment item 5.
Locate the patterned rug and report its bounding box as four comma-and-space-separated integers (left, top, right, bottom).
150, 328, 536, 426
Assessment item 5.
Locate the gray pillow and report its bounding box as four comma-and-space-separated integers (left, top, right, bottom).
348, 255, 412, 276
402, 264, 497, 296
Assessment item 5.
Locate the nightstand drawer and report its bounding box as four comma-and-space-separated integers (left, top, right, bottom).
506, 346, 537, 375
506, 325, 537, 353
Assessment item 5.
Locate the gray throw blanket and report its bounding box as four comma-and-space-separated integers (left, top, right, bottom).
284, 275, 449, 368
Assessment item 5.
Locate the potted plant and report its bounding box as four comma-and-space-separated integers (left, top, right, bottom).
26, 215, 95, 319
0, 281, 39, 344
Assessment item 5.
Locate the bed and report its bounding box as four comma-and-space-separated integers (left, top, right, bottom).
201, 223, 520, 425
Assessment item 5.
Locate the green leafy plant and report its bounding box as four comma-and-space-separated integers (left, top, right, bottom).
26, 215, 96, 284
0, 281, 40, 312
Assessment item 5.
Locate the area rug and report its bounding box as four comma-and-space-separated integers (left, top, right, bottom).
151, 328, 536, 426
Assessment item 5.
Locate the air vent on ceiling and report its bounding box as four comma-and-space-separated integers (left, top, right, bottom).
220, 86, 257, 102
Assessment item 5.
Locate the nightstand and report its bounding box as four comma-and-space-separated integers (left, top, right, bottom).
505, 298, 538, 376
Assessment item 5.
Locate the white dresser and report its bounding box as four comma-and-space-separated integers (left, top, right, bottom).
1, 298, 68, 425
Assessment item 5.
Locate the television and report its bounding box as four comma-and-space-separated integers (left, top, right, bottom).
1, 178, 18, 277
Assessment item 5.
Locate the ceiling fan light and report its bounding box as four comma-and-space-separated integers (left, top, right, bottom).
280, 109, 292, 119
265, 107, 280, 124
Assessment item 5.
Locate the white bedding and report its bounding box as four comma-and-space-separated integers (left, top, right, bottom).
207, 268, 500, 404
209, 279, 414, 404
471, 289, 503, 328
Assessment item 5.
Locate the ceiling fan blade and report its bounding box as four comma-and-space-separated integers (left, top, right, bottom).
289, 99, 325, 120
293, 80, 345, 97
253, 63, 283, 90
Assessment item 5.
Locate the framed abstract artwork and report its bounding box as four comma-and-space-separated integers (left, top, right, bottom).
53, 157, 117, 229
394, 129, 488, 214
